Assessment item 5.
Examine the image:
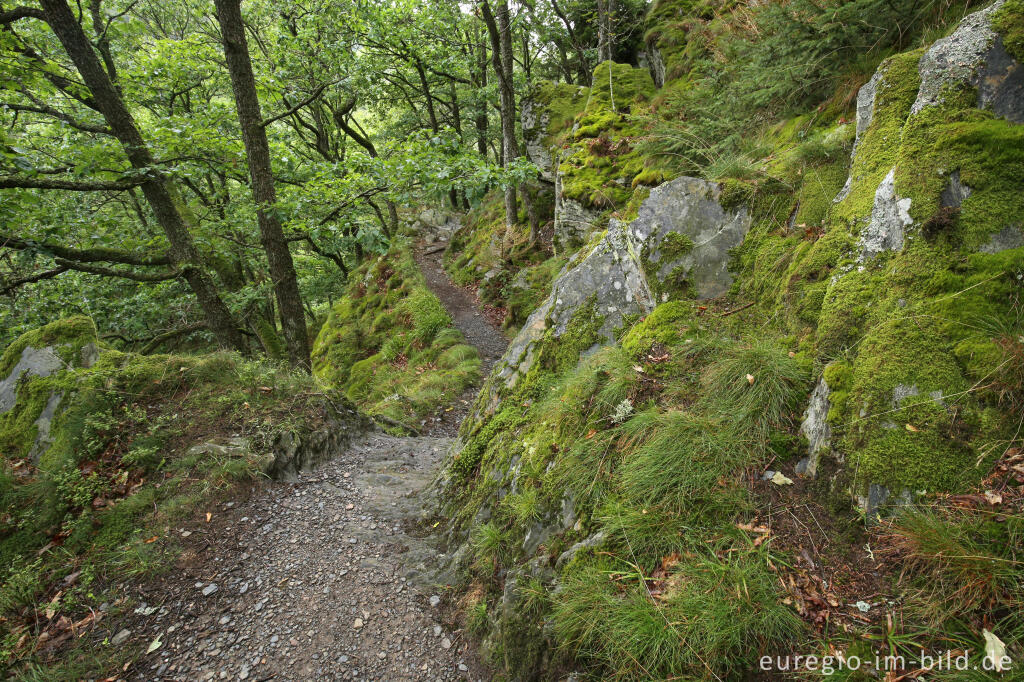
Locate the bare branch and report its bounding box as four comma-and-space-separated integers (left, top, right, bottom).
0, 264, 70, 295
52, 257, 182, 281
261, 80, 334, 128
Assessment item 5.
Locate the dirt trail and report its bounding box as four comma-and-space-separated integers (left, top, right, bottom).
118, 251, 503, 681
414, 245, 509, 375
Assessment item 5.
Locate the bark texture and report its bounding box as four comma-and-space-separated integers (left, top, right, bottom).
214, 0, 312, 370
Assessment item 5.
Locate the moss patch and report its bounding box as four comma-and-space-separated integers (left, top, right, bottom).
312, 239, 482, 431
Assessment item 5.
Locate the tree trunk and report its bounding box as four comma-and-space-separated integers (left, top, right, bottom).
39, 0, 246, 353
214, 0, 311, 371
481, 0, 517, 231
475, 32, 489, 159
597, 0, 617, 62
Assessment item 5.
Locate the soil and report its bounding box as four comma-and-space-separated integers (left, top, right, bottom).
107, 251, 507, 681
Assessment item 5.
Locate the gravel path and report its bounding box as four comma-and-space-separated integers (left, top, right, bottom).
124, 432, 489, 681
414, 245, 509, 375
114, 247, 506, 681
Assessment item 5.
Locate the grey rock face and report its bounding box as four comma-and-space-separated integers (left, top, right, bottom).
856, 67, 885, 142
28, 392, 64, 463
980, 225, 1024, 253
521, 96, 555, 181
940, 170, 973, 208
797, 377, 833, 478
490, 224, 651, 400
646, 46, 666, 88
0, 346, 64, 414
834, 65, 887, 204
913, 0, 1023, 123
624, 176, 752, 299
860, 168, 913, 260
414, 209, 461, 243
553, 169, 604, 253
556, 531, 607, 569
481, 176, 750, 414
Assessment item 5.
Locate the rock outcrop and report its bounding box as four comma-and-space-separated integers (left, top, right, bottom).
912, 0, 1023, 122
475, 175, 751, 417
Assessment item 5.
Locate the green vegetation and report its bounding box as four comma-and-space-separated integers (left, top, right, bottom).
442, 302, 816, 678
439, 0, 1024, 678
1, 318, 343, 676
313, 240, 481, 431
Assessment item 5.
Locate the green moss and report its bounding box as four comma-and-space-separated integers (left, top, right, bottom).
504, 257, 566, 330
532, 80, 590, 139
0, 316, 97, 379
311, 240, 482, 429
549, 299, 605, 374
992, 0, 1024, 63
587, 61, 656, 114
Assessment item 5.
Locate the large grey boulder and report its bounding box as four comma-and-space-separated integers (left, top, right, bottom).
625, 176, 751, 299
490, 225, 651, 400
414, 208, 461, 244
859, 167, 914, 260
0, 346, 64, 413
913, 0, 1023, 123
553, 169, 604, 253
797, 377, 833, 478
521, 96, 555, 181
480, 176, 751, 413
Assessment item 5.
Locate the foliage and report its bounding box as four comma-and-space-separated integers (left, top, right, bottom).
0, 319, 340, 675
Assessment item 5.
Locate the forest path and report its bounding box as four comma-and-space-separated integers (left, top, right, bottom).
120, 253, 502, 681
414, 243, 509, 376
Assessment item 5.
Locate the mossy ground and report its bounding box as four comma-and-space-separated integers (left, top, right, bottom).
1, 318, 336, 677
443, 0, 1024, 677
312, 239, 482, 432
444, 191, 565, 331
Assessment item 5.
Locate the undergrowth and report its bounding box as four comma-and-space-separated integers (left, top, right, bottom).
0, 317, 337, 677
312, 239, 482, 432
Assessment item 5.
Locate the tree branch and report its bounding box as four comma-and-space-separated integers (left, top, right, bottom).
0, 233, 173, 266
261, 80, 334, 128
0, 175, 145, 191
52, 257, 182, 281
0, 6, 44, 23
0, 264, 70, 295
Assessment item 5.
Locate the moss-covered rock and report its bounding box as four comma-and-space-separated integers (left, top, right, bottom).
312, 240, 482, 431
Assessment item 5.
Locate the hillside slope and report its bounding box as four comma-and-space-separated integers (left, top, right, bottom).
434, 1, 1024, 678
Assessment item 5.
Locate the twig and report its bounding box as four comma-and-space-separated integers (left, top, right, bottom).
718, 301, 756, 317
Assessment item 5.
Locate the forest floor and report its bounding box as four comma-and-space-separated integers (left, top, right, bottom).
115, 243, 508, 681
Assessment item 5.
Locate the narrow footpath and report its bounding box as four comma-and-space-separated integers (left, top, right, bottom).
121, 245, 508, 681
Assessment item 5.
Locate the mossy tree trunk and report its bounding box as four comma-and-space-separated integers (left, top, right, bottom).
214, 0, 312, 371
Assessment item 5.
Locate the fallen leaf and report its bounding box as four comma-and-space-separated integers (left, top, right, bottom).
905, 423, 920, 432
45, 591, 63, 619
633, 365, 645, 373
983, 629, 1009, 671
146, 635, 162, 654
984, 490, 1003, 505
